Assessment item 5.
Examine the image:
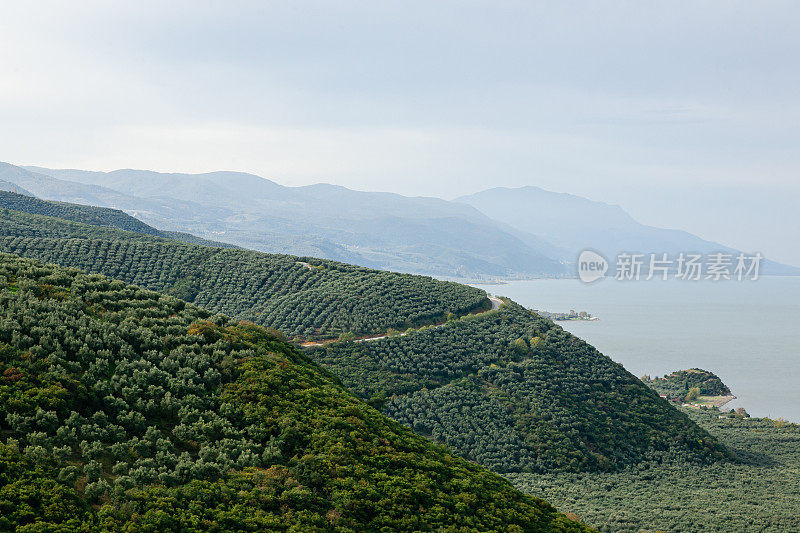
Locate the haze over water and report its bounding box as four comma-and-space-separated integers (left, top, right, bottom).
485, 276, 800, 422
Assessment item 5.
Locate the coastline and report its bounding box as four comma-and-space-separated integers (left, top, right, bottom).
685, 395, 736, 410
711, 395, 737, 409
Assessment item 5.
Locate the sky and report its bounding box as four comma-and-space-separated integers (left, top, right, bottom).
1, 1, 799, 264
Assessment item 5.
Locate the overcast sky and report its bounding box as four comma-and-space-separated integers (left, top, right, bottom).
2, 1, 799, 264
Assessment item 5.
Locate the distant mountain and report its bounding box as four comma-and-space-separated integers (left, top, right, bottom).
6, 163, 566, 278
0, 163, 231, 226
456, 186, 800, 275
6, 161, 791, 277
0, 179, 34, 196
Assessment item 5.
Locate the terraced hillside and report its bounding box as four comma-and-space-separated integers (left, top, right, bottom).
0, 206, 489, 340
0, 253, 589, 531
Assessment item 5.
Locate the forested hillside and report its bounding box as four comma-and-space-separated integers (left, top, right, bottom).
0, 253, 590, 531
0, 207, 489, 340
511, 408, 800, 532
0, 200, 728, 477
0, 191, 236, 249
310, 302, 729, 473
643, 368, 732, 401
0, 190, 161, 235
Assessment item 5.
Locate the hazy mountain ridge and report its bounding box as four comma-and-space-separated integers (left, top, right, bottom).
3, 162, 795, 277
0, 163, 236, 229
457, 186, 800, 275
10, 163, 566, 278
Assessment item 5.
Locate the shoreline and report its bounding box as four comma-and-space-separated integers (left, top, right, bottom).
684, 395, 736, 410
711, 395, 737, 409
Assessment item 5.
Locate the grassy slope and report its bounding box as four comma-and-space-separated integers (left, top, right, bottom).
0, 253, 590, 532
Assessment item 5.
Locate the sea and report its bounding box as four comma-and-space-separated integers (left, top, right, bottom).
473, 276, 800, 422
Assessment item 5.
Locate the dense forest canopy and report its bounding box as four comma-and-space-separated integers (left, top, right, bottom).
0, 206, 489, 340
0, 253, 590, 531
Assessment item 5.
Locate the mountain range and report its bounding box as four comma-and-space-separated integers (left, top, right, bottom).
1, 161, 795, 278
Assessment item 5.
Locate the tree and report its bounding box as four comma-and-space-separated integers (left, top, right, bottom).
685, 387, 701, 402
512, 337, 529, 354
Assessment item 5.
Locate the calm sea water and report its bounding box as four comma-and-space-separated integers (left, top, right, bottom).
474, 277, 800, 422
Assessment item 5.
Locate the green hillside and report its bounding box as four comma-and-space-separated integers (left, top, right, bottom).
0, 190, 161, 235
0, 253, 590, 532
0, 207, 489, 340
510, 409, 800, 532
643, 368, 732, 401
0, 202, 728, 475
311, 302, 729, 473
0, 190, 236, 249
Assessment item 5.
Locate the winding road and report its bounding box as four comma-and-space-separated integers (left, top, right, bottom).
301, 295, 505, 348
